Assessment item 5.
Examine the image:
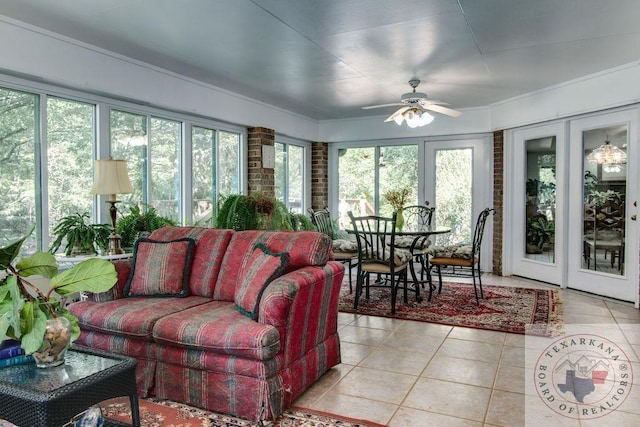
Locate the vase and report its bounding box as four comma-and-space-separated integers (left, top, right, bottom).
32, 316, 72, 368
395, 209, 404, 232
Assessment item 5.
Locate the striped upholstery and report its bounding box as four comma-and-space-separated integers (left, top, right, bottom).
68, 227, 343, 422
125, 237, 195, 297
149, 227, 234, 297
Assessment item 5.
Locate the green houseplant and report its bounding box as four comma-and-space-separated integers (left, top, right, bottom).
116, 205, 177, 249
214, 193, 308, 231
1, 230, 117, 366
526, 216, 554, 254
50, 212, 112, 256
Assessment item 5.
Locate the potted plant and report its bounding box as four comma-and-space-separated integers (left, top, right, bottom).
213, 193, 298, 231
526, 216, 554, 254
50, 212, 112, 256
0, 229, 117, 367
116, 205, 177, 249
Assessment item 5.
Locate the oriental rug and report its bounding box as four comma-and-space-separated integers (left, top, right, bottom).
339, 279, 563, 336
98, 397, 388, 427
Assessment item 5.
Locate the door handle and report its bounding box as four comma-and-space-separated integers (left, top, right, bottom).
631, 214, 637, 221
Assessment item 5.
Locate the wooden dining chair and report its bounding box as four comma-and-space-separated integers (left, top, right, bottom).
347, 211, 414, 314
428, 208, 495, 304
309, 207, 358, 292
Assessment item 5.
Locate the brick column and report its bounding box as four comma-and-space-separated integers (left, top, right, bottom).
492, 130, 504, 275
311, 142, 329, 210
247, 127, 275, 196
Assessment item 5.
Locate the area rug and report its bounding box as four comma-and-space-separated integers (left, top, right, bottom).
339, 279, 563, 336
97, 396, 388, 427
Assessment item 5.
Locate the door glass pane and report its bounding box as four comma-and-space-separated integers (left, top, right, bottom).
110, 110, 147, 212
582, 126, 627, 275
435, 148, 472, 245
192, 125, 215, 225
0, 88, 37, 253
149, 117, 181, 221
525, 137, 556, 262
379, 145, 418, 216
337, 147, 375, 228
274, 142, 285, 203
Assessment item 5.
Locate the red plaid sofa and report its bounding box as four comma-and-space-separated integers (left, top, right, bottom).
68, 226, 344, 422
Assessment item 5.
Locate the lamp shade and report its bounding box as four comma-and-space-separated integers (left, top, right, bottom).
91, 158, 134, 195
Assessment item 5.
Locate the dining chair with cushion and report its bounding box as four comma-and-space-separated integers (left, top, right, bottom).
427, 207, 495, 304
347, 211, 415, 314
583, 200, 625, 271
309, 207, 358, 292
394, 205, 435, 284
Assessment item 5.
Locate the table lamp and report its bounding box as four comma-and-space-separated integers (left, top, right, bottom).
91, 158, 134, 254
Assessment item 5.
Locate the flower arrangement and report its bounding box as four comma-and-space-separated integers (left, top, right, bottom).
383, 188, 411, 211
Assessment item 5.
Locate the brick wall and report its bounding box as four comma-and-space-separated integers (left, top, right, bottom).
493, 130, 504, 275
247, 127, 275, 196
311, 142, 329, 210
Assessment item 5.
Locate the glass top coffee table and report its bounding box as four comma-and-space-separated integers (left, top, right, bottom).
0, 346, 140, 427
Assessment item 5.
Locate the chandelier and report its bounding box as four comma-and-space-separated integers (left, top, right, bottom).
586, 139, 627, 165
393, 107, 434, 128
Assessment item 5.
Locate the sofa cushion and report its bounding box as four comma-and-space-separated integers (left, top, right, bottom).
148, 227, 234, 297
68, 296, 211, 341
215, 230, 332, 301
235, 243, 289, 319
125, 237, 195, 297
153, 301, 281, 361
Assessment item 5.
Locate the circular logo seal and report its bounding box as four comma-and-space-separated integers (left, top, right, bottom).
534, 333, 634, 420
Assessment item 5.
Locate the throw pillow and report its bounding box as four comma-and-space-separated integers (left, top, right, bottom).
235, 243, 289, 320
125, 237, 195, 297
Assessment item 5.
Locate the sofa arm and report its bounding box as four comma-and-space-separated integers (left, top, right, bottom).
85, 259, 131, 302
258, 261, 344, 362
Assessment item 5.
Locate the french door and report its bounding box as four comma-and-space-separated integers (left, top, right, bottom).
508, 109, 638, 304
422, 137, 493, 272
510, 123, 566, 285
567, 110, 638, 302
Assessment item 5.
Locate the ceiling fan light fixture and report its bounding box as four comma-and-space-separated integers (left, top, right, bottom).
402, 108, 434, 128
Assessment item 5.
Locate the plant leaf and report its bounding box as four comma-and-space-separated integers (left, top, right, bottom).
20, 303, 47, 354
15, 252, 58, 279
50, 258, 116, 295
0, 300, 14, 341
5, 276, 25, 335
0, 229, 33, 270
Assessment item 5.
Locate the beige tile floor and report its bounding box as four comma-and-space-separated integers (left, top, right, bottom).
293, 274, 640, 426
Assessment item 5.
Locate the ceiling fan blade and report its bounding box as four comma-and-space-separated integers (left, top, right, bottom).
362, 102, 404, 110
418, 99, 450, 107
384, 106, 411, 123
423, 104, 462, 118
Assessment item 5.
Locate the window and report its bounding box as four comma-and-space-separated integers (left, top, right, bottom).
191, 127, 242, 225
46, 97, 95, 250
274, 139, 306, 213
0, 88, 38, 252
0, 76, 245, 253
337, 144, 418, 227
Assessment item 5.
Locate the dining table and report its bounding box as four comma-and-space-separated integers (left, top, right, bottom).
346, 225, 452, 302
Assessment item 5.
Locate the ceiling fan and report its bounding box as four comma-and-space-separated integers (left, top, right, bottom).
362, 79, 462, 127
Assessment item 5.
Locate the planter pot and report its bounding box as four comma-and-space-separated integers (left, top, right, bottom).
32, 317, 72, 368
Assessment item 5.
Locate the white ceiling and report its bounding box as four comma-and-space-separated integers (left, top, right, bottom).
1, 0, 640, 121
